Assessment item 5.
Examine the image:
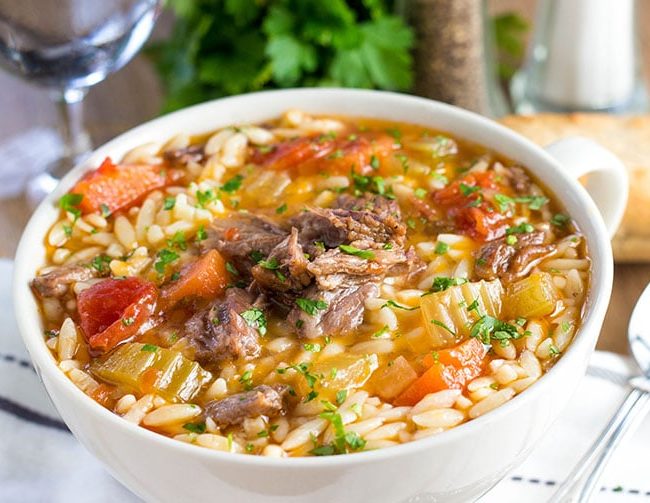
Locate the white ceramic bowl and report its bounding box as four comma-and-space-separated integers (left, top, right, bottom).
13, 89, 628, 503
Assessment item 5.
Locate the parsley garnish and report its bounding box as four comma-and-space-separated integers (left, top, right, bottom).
428, 277, 468, 293
296, 298, 328, 316
336, 390, 348, 405
434, 242, 449, 255
100, 203, 111, 218
163, 197, 176, 210
167, 231, 187, 251
183, 422, 206, 434
551, 213, 570, 227
369, 155, 380, 170
59, 193, 83, 220
338, 244, 375, 260
240, 308, 267, 335
380, 300, 419, 311
277, 362, 318, 389
196, 189, 217, 208
276, 203, 288, 214
221, 174, 244, 193
225, 262, 239, 276
195, 225, 207, 242
414, 187, 427, 199
141, 344, 158, 353
303, 343, 321, 353
239, 370, 254, 390
154, 248, 180, 274
90, 255, 111, 273
459, 183, 481, 197
470, 315, 522, 347
431, 319, 455, 335
506, 223, 534, 235
506, 235, 518, 245
372, 325, 390, 338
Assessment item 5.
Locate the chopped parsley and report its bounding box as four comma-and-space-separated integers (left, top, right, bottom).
311, 410, 366, 455
195, 225, 207, 242
431, 319, 456, 335
372, 325, 391, 338
167, 231, 187, 251
296, 298, 328, 316
459, 183, 481, 197
163, 196, 176, 210
100, 203, 111, 218
506, 235, 518, 245
338, 244, 375, 260
551, 213, 570, 227
239, 370, 254, 390
549, 344, 561, 356
250, 250, 265, 263
225, 262, 239, 276
221, 174, 244, 193
434, 242, 449, 255
506, 222, 534, 235
304, 390, 319, 402
240, 308, 267, 336
154, 248, 180, 274
303, 343, 322, 353
141, 344, 158, 353
183, 422, 206, 434
494, 194, 514, 213
336, 390, 348, 405
380, 300, 419, 311
195, 188, 217, 208
275, 203, 288, 214
406, 218, 416, 229
395, 153, 409, 173
58, 193, 83, 220
63, 224, 73, 238
414, 187, 428, 199
428, 276, 468, 293
257, 257, 280, 270
470, 315, 522, 347
516, 195, 549, 210
90, 255, 111, 273
277, 362, 318, 389
121, 317, 135, 326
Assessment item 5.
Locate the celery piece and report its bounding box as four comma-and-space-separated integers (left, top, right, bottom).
504, 272, 558, 320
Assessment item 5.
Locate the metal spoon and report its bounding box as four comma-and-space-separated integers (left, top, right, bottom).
549, 283, 650, 502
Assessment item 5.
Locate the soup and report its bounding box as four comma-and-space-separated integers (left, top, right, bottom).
32, 110, 589, 457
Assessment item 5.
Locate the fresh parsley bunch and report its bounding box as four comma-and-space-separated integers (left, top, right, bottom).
148, 0, 414, 112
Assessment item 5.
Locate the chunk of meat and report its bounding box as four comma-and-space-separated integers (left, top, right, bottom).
251, 228, 311, 294
184, 288, 262, 365
475, 230, 557, 282
288, 283, 379, 339
163, 145, 205, 167
509, 166, 532, 194
202, 213, 287, 277
204, 384, 289, 427
290, 194, 406, 254
308, 248, 409, 290
386, 247, 427, 286
31, 264, 99, 298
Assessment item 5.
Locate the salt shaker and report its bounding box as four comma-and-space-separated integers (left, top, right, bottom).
511, 0, 648, 113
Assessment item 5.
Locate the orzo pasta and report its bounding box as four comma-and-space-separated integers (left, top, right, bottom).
31, 110, 589, 456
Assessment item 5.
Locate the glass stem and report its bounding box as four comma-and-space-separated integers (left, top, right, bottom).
51, 88, 91, 178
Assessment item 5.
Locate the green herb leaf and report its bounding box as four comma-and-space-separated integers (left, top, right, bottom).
240, 307, 267, 335
59, 193, 83, 220
380, 300, 419, 311
428, 277, 468, 293
163, 196, 176, 210
141, 344, 158, 353
431, 319, 455, 335
276, 203, 288, 214
221, 174, 244, 193
459, 183, 481, 197
296, 298, 328, 316
551, 213, 570, 227
338, 244, 375, 260
154, 248, 180, 274
434, 242, 449, 255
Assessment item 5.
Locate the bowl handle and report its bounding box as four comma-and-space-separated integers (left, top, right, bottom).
544, 136, 628, 238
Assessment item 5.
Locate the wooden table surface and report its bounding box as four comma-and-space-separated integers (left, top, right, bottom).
1, 0, 649, 355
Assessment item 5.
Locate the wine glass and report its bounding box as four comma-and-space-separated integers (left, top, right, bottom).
0, 0, 162, 205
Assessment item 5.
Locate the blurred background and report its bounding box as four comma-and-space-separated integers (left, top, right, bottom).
1, 0, 650, 353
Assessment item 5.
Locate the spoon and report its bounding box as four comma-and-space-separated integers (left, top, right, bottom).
549, 283, 650, 502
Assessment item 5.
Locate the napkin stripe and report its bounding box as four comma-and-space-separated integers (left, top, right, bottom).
0, 396, 69, 432
586, 365, 629, 387
0, 352, 33, 370
509, 476, 650, 496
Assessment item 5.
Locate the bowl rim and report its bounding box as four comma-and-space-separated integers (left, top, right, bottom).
13, 87, 613, 468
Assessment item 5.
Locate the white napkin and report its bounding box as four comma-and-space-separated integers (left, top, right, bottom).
1, 258, 649, 502
0, 129, 63, 199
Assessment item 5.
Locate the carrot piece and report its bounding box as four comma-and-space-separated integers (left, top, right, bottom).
160, 250, 229, 310
394, 338, 488, 406
70, 157, 184, 215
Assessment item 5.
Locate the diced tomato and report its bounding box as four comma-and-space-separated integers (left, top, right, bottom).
432, 171, 510, 241
251, 132, 397, 176
77, 277, 159, 354
70, 157, 184, 215
394, 338, 488, 406
160, 250, 229, 310
433, 171, 499, 207
451, 206, 509, 241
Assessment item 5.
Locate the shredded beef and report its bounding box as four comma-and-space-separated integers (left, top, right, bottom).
475, 230, 556, 282
31, 264, 100, 298
163, 145, 205, 167
205, 384, 289, 427
509, 166, 532, 194
287, 283, 379, 339
203, 213, 287, 276
184, 288, 262, 365
251, 228, 311, 294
